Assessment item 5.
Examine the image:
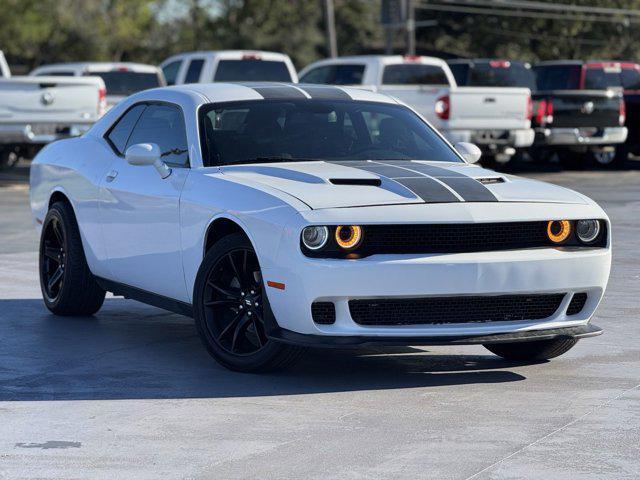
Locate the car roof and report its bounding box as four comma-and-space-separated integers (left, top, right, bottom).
304, 55, 448, 67
160, 50, 293, 65
171, 82, 399, 104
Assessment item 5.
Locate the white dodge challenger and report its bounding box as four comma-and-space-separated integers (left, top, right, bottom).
29, 83, 611, 372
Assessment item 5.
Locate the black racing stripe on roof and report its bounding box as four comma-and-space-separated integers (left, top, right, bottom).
297, 85, 352, 100
436, 177, 498, 202
241, 83, 308, 99
393, 177, 462, 203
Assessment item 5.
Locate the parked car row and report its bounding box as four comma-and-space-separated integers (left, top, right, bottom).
0, 48, 637, 170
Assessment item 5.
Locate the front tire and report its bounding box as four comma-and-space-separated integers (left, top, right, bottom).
484, 338, 578, 361
39, 201, 106, 315
193, 233, 305, 372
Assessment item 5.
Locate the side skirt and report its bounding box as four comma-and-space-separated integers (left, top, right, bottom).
95, 277, 194, 318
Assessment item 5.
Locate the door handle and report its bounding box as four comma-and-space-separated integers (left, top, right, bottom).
105, 170, 118, 182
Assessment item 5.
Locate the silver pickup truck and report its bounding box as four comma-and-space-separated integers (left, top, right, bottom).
0, 75, 105, 169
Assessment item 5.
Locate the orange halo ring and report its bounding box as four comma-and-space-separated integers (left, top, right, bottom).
335, 225, 363, 249
547, 220, 571, 243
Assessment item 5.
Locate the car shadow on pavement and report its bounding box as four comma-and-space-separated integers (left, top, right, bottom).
0, 298, 527, 401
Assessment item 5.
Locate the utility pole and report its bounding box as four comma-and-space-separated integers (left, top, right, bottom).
406, 0, 415, 55
325, 0, 338, 58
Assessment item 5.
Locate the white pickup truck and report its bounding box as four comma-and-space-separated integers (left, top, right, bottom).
0, 75, 106, 169
160, 50, 298, 85
299, 55, 534, 163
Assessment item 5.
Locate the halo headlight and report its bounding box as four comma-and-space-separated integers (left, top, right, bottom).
576, 219, 601, 243
547, 220, 571, 243
335, 225, 363, 250
302, 226, 329, 250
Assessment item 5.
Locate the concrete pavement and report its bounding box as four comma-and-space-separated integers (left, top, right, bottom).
0, 164, 638, 479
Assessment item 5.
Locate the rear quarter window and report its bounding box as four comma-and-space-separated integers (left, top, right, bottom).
382, 64, 449, 85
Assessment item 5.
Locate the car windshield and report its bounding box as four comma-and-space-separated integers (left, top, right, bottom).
199, 99, 462, 166
86, 71, 161, 96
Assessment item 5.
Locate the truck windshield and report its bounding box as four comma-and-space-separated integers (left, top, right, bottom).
214, 60, 292, 82
86, 71, 161, 96
461, 62, 536, 89
200, 99, 462, 166
584, 68, 623, 90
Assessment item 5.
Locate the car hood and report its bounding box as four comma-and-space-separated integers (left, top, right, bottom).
219, 161, 588, 210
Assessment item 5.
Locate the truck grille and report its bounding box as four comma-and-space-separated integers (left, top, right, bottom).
349, 293, 566, 326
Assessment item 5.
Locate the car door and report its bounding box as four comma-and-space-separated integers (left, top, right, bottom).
99, 102, 190, 301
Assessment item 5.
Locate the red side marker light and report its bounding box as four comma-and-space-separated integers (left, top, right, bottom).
267, 281, 285, 290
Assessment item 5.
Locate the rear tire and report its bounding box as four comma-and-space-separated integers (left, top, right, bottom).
39, 201, 106, 315
193, 233, 305, 372
484, 338, 578, 361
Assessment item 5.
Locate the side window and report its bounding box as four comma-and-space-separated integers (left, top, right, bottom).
126, 104, 189, 167
448, 63, 469, 86
300, 66, 333, 84
621, 68, 640, 90
184, 59, 204, 83
35, 70, 75, 76
162, 60, 182, 86
106, 104, 147, 154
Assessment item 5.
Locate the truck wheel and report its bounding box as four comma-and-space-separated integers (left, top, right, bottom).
484, 338, 578, 361
193, 233, 306, 372
0, 148, 19, 171
589, 149, 622, 169
39, 201, 106, 315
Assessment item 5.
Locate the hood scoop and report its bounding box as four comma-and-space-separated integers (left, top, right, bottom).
329, 178, 382, 186
476, 177, 505, 185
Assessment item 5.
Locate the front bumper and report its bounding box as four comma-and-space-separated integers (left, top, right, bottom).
443, 128, 535, 149
0, 123, 92, 145
262, 206, 611, 341
268, 323, 602, 347
535, 126, 628, 146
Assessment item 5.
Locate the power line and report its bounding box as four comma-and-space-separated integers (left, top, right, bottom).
416, 2, 640, 24
455, 0, 640, 17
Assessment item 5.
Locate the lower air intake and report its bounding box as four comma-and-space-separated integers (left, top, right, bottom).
566, 293, 588, 315
312, 302, 336, 325
349, 293, 566, 326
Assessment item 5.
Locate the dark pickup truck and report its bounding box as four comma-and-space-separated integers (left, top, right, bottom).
558, 61, 640, 164
448, 59, 627, 167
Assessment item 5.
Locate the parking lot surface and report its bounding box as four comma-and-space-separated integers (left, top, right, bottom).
0, 163, 638, 479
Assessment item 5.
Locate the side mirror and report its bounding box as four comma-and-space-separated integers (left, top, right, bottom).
124, 143, 171, 179
454, 142, 482, 164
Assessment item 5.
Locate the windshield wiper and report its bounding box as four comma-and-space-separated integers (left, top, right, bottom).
223, 157, 320, 166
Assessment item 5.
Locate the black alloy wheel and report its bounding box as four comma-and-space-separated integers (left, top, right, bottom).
202, 247, 268, 355
41, 215, 67, 302
193, 233, 305, 372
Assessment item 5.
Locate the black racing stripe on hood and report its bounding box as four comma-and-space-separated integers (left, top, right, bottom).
328, 161, 461, 203
394, 177, 462, 203
376, 161, 498, 202
436, 177, 497, 202
297, 85, 352, 100
244, 84, 308, 99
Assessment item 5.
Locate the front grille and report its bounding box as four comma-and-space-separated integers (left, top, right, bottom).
349, 293, 566, 326
312, 302, 336, 325
363, 222, 550, 254
566, 293, 588, 315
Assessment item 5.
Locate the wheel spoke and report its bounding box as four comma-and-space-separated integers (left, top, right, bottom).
217, 310, 246, 341
253, 312, 269, 346
44, 246, 62, 261
47, 266, 64, 291
204, 299, 237, 308
231, 315, 252, 352
207, 280, 241, 300
52, 220, 64, 244
227, 253, 244, 288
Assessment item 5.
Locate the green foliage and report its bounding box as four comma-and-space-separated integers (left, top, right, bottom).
1, 0, 638, 72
